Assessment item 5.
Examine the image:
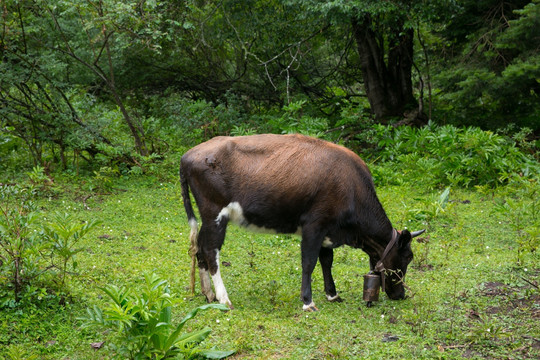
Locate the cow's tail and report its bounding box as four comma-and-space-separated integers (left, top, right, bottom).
180, 163, 198, 295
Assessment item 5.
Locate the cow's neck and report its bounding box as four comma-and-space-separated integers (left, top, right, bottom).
360, 221, 395, 264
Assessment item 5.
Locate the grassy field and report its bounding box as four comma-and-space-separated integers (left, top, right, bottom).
1, 174, 539, 359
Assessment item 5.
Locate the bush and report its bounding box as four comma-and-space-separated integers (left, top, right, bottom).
371, 122, 538, 187
0, 186, 41, 303
0, 185, 98, 305
81, 273, 234, 360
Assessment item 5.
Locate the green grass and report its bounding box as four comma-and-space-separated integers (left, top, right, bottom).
1, 175, 538, 359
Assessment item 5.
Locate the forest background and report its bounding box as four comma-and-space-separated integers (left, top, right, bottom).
0, 1, 539, 359
1, 0, 539, 169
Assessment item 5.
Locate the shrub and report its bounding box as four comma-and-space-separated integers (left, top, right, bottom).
371, 122, 538, 187
43, 213, 100, 287
81, 273, 235, 360
0, 186, 98, 304
0, 186, 41, 303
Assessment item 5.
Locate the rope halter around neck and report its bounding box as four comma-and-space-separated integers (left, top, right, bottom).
374, 228, 399, 292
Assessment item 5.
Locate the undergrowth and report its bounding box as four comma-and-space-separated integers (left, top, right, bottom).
368, 122, 538, 188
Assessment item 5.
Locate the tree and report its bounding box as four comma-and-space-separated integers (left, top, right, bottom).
434, 0, 540, 129
351, 11, 417, 121
0, 0, 113, 167
290, 0, 434, 122
38, 0, 151, 156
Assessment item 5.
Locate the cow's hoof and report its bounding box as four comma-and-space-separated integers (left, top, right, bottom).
302, 302, 319, 312
327, 294, 343, 303
204, 293, 216, 303
366, 301, 373, 307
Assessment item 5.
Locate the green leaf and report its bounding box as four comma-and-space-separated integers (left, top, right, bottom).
163, 304, 229, 351
198, 349, 236, 359
176, 327, 212, 346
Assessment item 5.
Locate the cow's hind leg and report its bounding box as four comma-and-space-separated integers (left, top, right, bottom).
198, 217, 232, 308
196, 244, 215, 303
319, 247, 343, 303
198, 266, 215, 303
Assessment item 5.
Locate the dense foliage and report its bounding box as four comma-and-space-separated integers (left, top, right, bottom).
1, 0, 538, 172
372, 122, 538, 187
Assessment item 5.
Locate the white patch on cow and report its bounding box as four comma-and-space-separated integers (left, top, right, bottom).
211, 250, 232, 308
216, 202, 245, 225
303, 301, 317, 311
216, 202, 299, 235
188, 218, 198, 231
326, 294, 340, 301
322, 237, 333, 248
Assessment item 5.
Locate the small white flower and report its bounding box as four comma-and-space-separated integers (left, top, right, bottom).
216, 319, 220, 323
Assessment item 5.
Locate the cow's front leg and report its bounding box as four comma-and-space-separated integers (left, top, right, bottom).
300, 229, 323, 311
319, 247, 343, 303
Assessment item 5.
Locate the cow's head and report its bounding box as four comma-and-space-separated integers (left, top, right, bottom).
380, 229, 425, 300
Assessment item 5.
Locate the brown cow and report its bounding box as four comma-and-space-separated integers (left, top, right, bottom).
180, 134, 424, 311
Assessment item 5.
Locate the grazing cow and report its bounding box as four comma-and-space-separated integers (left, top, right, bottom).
180, 134, 424, 311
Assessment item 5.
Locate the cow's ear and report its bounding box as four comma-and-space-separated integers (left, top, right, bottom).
398, 229, 412, 248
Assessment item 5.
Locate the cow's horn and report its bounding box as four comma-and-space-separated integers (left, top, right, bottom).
411, 229, 426, 238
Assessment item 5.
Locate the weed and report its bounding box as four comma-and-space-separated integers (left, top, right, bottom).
0, 186, 98, 304
26, 166, 58, 197
492, 177, 539, 266
81, 273, 235, 360
2, 345, 39, 360
91, 166, 119, 193
42, 213, 100, 287
0, 185, 40, 301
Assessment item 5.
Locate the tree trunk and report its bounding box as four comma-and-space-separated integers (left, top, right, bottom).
351, 15, 421, 123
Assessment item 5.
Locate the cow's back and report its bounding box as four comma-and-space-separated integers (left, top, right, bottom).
183, 134, 371, 198
181, 134, 378, 229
